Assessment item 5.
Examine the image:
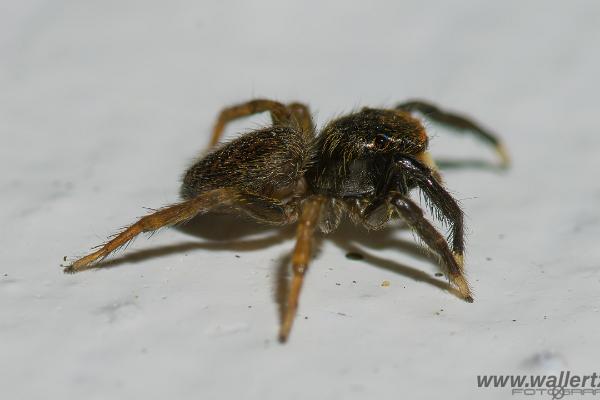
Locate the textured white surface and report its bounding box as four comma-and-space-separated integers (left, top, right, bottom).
1, 1, 599, 399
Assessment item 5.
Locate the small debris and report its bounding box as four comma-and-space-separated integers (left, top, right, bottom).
352, 280, 357, 284
434, 272, 444, 278
381, 280, 390, 287
335, 282, 341, 286
304, 316, 308, 320
486, 257, 492, 261
63, 256, 67, 262
512, 319, 517, 322
345, 252, 364, 261
247, 305, 252, 309
235, 255, 240, 258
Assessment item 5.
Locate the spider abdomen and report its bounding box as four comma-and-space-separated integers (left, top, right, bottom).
180, 126, 311, 199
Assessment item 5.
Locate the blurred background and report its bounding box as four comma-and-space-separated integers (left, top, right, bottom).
1, 1, 599, 399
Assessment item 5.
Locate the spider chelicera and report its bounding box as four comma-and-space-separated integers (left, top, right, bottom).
67, 98, 508, 342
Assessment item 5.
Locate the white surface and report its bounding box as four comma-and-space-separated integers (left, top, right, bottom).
1, 1, 599, 399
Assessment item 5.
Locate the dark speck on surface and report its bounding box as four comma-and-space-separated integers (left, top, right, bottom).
486, 257, 492, 261
345, 252, 364, 260
235, 255, 240, 258
434, 272, 444, 277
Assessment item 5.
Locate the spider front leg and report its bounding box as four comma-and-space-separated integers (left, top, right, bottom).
392, 154, 465, 269
388, 194, 472, 302
416, 151, 443, 183
279, 196, 324, 342
396, 99, 510, 167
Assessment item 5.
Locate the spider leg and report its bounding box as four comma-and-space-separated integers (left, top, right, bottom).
396, 99, 509, 167
66, 188, 238, 272
392, 155, 465, 270
279, 196, 324, 342
287, 102, 315, 137
235, 192, 299, 225
416, 151, 443, 183
66, 189, 298, 273
208, 99, 292, 147
388, 194, 473, 302
208, 99, 316, 148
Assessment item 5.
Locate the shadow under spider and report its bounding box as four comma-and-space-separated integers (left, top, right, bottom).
81, 212, 460, 325
82, 214, 296, 271
271, 222, 460, 326
327, 225, 460, 296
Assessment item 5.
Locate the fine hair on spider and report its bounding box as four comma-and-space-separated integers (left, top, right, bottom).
67, 98, 508, 342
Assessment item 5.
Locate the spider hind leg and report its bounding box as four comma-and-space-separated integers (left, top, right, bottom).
66, 189, 298, 273
208, 99, 315, 148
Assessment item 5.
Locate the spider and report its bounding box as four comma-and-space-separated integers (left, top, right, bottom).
66, 98, 508, 342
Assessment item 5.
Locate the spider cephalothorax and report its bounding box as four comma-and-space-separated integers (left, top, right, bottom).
67, 98, 508, 342
307, 108, 429, 196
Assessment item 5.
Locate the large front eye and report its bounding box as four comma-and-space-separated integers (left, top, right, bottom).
373, 133, 390, 149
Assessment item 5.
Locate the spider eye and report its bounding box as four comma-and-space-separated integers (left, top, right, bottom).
373, 134, 390, 149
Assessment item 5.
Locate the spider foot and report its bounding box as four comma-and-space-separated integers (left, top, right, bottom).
497, 143, 511, 168
63, 252, 104, 274
452, 273, 474, 303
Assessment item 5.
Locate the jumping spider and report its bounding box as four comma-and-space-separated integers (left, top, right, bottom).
67, 98, 508, 342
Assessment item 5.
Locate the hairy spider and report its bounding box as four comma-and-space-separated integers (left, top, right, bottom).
67, 98, 508, 342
